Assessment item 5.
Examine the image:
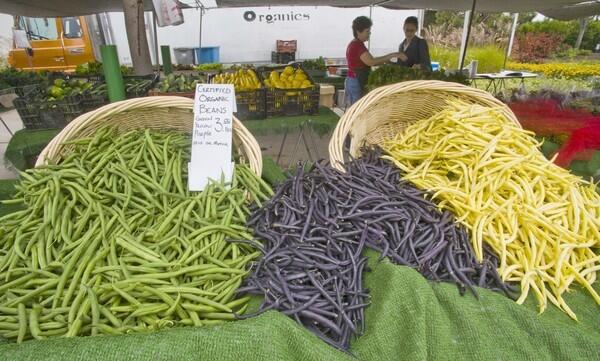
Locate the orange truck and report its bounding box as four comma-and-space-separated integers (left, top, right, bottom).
8, 15, 109, 72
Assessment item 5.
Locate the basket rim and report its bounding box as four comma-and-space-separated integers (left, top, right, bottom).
328, 80, 521, 171
34, 96, 263, 177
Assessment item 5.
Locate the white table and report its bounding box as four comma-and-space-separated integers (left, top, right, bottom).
471, 71, 538, 95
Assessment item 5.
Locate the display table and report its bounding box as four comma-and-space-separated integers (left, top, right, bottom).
3, 109, 339, 171
471, 71, 538, 94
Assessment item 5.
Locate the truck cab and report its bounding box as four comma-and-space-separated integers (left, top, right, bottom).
8, 16, 98, 72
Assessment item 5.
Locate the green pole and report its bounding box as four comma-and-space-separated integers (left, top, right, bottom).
100, 45, 125, 102
161, 45, 173, 75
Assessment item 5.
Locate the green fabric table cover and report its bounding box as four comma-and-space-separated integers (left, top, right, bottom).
0, 179, 19, 217
2, 250, 598, 361
242, 107, 339, 137
4, 129, 60, 171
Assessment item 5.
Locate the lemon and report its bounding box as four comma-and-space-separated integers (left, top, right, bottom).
283, 66, 294, 75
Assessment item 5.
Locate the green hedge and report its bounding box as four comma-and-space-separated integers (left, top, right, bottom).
519, 20, 600, 51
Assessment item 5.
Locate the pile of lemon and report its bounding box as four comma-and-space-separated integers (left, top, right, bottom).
265, 66, 312, 89
212, 69, 262, 91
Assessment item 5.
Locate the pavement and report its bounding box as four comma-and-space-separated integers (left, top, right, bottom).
0, 108, 23, 179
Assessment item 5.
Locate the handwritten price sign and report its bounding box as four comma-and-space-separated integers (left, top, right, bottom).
188, 84, 237, 191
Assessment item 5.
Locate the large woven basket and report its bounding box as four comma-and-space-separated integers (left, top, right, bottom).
35, 96, 262, 176
329, 80, 520, 170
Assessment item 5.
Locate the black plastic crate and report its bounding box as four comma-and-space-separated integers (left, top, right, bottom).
259, 63, 320, 116
81, 92, 109, 112
124, 73, 160, 98
14, 94, 83, 130
271, 51, 295, 64
235, 88, 267, 120
265, 87, 319, 116
211, 68, 266, 120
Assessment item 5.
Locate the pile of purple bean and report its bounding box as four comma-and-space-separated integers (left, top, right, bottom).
239, 148, 515, 350
237, 179, 370, 351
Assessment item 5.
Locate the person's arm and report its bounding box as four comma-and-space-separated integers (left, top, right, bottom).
360, 51, 406, 67
418, 39, 432, 71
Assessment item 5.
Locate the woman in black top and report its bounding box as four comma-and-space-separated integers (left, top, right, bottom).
396, 16, 432, 72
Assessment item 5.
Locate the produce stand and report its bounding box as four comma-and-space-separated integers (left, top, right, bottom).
1, 9, 599, 356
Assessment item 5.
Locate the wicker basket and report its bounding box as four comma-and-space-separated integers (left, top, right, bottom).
35, 96, 263, 176
328, 80, 520, 170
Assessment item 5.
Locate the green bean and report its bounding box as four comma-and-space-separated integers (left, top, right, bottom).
17, 303, 27, 343
39, 321, 67, 331
180, 294, 232, 313
0, 273, 36, 294
29, 304, 44, 340
115, 236, 164, 263
130, 303, 169, 318
6, 279, 59, 307
99, 305, 122, 328
86, 286, 100, 336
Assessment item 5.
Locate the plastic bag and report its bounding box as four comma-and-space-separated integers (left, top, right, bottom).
153, 0, 184, 27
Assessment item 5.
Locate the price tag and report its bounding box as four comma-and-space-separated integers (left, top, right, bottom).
188, 84, 237, 191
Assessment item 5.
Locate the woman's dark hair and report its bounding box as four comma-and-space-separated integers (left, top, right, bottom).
404, 16, 419, 28
352, 16, 372, 38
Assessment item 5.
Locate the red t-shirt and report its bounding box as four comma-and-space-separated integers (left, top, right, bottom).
346, 39, 368, 78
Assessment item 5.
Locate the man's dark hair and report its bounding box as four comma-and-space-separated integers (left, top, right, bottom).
404, 16, 419, 28
352, 16, 372, 38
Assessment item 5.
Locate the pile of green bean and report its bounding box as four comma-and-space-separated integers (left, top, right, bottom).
0, 127, 272, 342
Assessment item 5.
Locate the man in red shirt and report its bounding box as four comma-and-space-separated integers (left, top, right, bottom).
345, 16, 406, 107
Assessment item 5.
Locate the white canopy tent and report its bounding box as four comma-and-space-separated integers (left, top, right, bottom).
0, 1, 155, 17
213, 0, 599, 70
215, 0, 594, 13
0, 0, 597, 71
540, 1, 600, 20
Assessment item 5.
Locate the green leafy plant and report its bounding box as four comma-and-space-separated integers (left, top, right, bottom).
157, 74, 205, 93
74, 62, 133, 76
0, 68, 47, 90
194, 63, 223, 72
302, 57, 327, 71
367, 64, 469, 91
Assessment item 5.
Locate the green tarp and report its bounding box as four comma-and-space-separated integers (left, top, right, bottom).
0, 179, 19, 217
2, 250, 599, 361
4, 129, 60, 171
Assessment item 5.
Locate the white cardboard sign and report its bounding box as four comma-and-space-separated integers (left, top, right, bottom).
188, 84, 236, 191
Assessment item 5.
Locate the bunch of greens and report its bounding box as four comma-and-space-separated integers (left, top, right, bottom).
367, 65, 470, 91
302, 57, 327, 71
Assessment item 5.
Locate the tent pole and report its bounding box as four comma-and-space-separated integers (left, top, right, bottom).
198, 5, 204, 63
368, 5, 373, 51
575, 17, 589, 49
503, 13, 518, 70
417, 9, 424, 37
458, 0, 476, 71
153, 13, 159, 68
